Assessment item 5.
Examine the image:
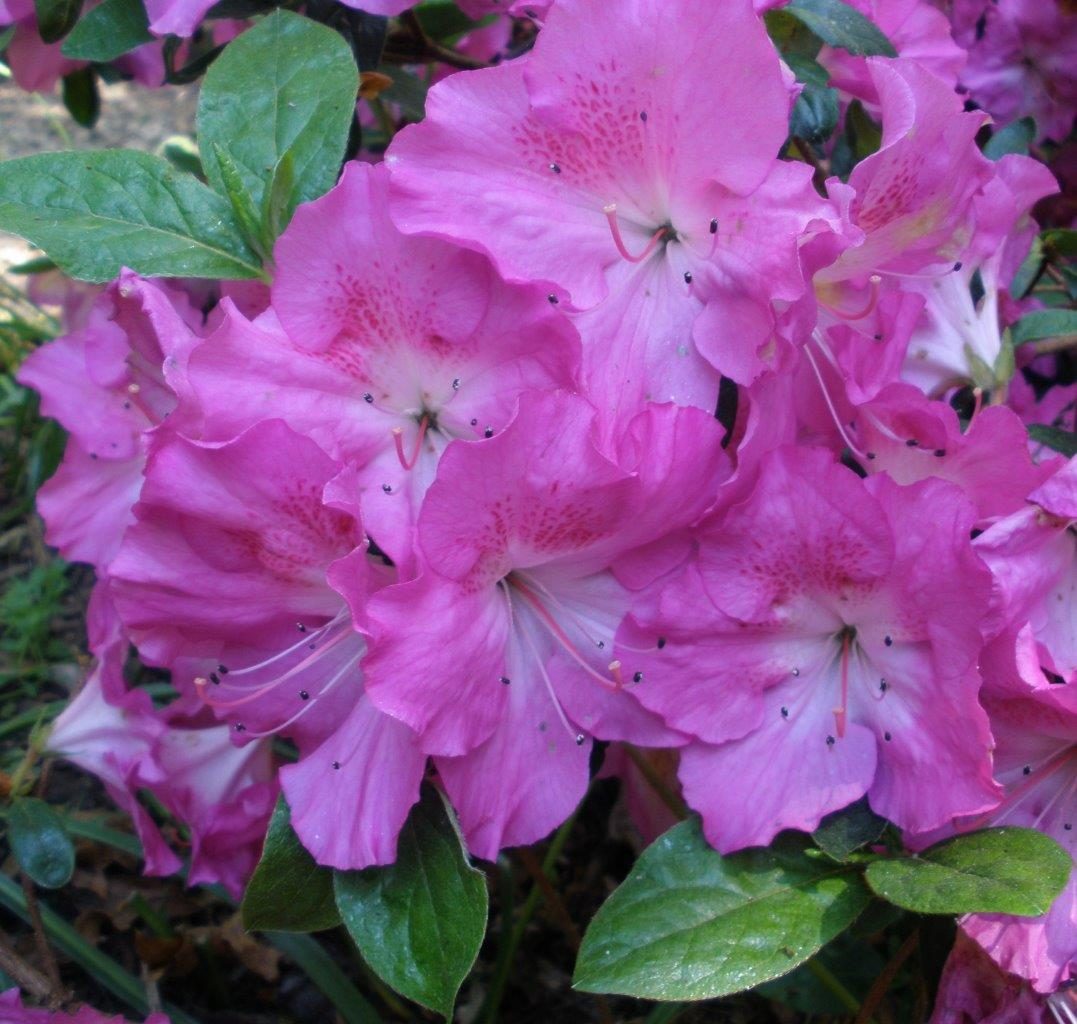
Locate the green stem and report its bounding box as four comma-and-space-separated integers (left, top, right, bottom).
804, 958, 869, 1020
478, 807, 579, 1024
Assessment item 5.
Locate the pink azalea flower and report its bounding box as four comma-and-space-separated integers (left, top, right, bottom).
621, 445, 1001, 852
107, 420, 427, 869
182, 161, 579, 572
819, 0, 966, 107
387, 0, 840, 408
819, 57, 993, 288
0, 989, 169, 1024
900, 154, 1057, 395
16, 273, 201, 572
955, 632, 1076, 994
929, 932, 1052, 1024
361, 390, 730, 857
47, 596, 183, 879
952, 0, 1077, 143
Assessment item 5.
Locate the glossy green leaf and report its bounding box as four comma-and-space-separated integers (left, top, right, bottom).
334, 786, 488, 1019
785, 0, 897, 57
242, 796, 340, 933
8, 798, 75, 889
61, 0, 151, 61
197, 10, 358, 216
0, 150, 262, 281
790, 81, 840, 145
1010, 235, 1045, 298
812, 798, 888, 861
34, 0, 81, 43
61, 67, 99, 128
573, 822, 872, 1000
865, 827, 1071, 916
983, 117, 1036, 160
1028, 425, 1077, 457
1012, 308, 1077, 346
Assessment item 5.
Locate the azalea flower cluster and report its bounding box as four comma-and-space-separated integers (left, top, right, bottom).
14, 0, 1076, 1012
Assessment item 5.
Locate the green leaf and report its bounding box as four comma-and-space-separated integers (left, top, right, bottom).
197, 10, 358, 218
865, 827, 1071, 916
242, 795, 340, 933
34, 0, 82, 43
983, 117, 1036, 160
812, 798, 887, 861
573, 822, 872, 1001
8, 798, 75, 889
6, 255, 57, 275
212, 143, 267, 258
334, 786, 488, 1019
1011, 308, 1077, 346
61, 67, 99, 128
1010, 235, 1045, 299
785, 0, 897, 57
61, 0, 151, 61
1028, 425, 1077, 457
790, 81, 840, 145
260, 150, 298, 248
0, 150, 262, 282
1042, 228, 1077, 260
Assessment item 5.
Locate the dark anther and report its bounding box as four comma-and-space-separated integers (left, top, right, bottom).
1023, 765, 1031, 775
826, 735, 835, 746
657, 636, 667, 649
683, 271, 693, 284
709, 218, 718, 234
363, 392, 374, 403
470, 418, 478, 426
781, 706, 789, 718
575, 734, 586, 745
548, 294, 558, 304
300, 690, 309, 700
452, 378, 461, 390
332, 760, 341, 770
297, 622, 307, 632
499, 676, 511, 685
934, 449, 946, 457
382, 484, 392, 493
884, 731, 892, 742
209, 672, 220, 685
905, 439, 918, 447
549, 162, 561, 174
484, 426, 494, 438
633, 671, 643, 683
884, 635, 893, 646
235, 723, 246, 732
639, 110, 648, 122
953, 262, 962, 272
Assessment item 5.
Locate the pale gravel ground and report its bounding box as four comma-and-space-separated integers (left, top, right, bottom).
0, 77, 199, 274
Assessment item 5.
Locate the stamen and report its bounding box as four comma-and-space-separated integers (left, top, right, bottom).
823, 275, 881, 321
602, 204, 666, 264
803, 343, 870, 462
833, 630, 851, 739
392, 415, 430, 471
516, 608, 581, 745
509, 577, 621, 692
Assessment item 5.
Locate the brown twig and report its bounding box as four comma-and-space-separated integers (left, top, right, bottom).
1031, 333, 1077, 357
397, 11, 490, 71
515, 846, 581, 952
20, 874, 64, 1005
0, 932, 54, 1003
854, 928, 920, 1024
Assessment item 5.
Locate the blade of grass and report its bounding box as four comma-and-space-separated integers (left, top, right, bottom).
266, 931, 384, 1024
0, 871, 201, 1024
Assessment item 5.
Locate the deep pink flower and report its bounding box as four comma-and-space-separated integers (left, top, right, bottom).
183, 161, 579, 572
929, 932, 1052, 1024
361, 391, 730, 856
16, 273, 201, 571
952, 0, 1077, 143
621, 446, 1001, 852
957, 632, 1076, 993
0, 989, 168, 1024
107, 420, 427, 869
387, 0, 840, 408
819, 58, 993, 288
